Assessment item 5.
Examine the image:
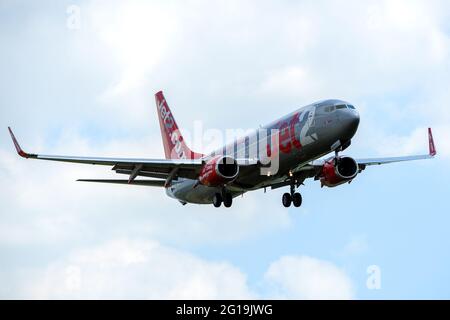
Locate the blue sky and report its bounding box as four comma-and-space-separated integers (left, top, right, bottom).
1, 0, 450, 299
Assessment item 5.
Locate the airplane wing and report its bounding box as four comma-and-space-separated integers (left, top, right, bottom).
77, 179, 166, 187
8, 127, 203, 185
355, 128, 436, 169
8, 127, 261, 187
354, 128, 436, 169
304, 128, 436, 172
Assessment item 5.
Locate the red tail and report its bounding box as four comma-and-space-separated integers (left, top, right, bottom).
155, 91, 204, 160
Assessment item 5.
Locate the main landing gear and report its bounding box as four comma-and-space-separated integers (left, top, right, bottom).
282, 181, 302, 208
213, 190, 233, 208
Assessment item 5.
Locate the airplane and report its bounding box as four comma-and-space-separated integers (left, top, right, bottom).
8, 91, 437, 208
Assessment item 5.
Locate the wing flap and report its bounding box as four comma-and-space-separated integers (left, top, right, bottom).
34, 154, 202, 168
356, 154, 432, 167
77, 179, 166, 187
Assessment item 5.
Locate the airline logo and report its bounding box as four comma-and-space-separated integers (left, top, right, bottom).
157, 97, 187, 160
275, 112, 302, 154
158, 99, 174, 129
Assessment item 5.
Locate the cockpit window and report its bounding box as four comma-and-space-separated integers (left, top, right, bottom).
347, 104, 356, 110
324, 106, 335, 112
335, 104, 347, 110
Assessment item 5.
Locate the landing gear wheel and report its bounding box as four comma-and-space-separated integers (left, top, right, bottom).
292, 192, 302, 207
282, 193, 292, 208
213, 193, 222, 208
223, 193, 233, 208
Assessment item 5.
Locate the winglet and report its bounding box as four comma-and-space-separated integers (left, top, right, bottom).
428, 128, 436, 157
8, 127, 33, 158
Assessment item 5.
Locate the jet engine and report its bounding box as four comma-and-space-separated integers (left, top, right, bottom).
320, 156, 359, 187
199, 155, 239, 187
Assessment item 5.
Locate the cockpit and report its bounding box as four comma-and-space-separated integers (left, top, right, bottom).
313, 101, 360, 137
320, 103, 357, 113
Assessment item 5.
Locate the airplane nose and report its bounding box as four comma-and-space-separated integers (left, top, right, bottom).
340, 109, 360, 140
350, 110, 360, 128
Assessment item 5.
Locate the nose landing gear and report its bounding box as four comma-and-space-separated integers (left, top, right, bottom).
292, 192, 302, 207
282, 181, 303, 208
282, 193, 292, 207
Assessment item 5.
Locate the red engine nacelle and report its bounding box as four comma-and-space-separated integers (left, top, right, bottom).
320, 156, 359, 188
198, 155, 239, 187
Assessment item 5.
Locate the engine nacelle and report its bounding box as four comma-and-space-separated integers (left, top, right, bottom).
320, 156, 359, 188
198, 155, 239, 187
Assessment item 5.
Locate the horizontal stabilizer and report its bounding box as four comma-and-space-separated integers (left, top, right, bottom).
77, 179, 165, 187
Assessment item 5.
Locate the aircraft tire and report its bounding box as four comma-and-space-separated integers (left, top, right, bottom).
223, 193, 233, 208
213, 193, 222, 208
282, 193, 292, 207
292, 192, 302, 207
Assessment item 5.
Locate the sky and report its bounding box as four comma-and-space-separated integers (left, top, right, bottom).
0, 0, 450, 299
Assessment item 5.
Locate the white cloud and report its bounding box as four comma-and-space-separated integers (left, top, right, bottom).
1, 0, 450, 300
87, 0, 178, 99
4, 239, 353, 300
264, 256, 354, 300
373, 127, 431, 157
432, 126, 450, 159
258, 0, 448, 93
259, 66, 321, 98
21, 239, 254, 299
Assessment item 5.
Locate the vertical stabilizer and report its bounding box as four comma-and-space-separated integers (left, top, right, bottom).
155, 91, 203, 160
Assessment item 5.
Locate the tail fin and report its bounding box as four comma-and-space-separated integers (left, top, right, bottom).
155, 91, 204, 160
